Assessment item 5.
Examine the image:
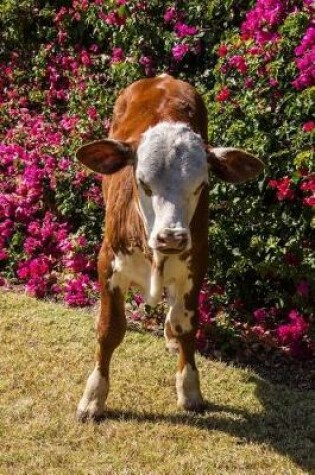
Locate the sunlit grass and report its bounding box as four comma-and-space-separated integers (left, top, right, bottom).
1, 291, 314, 475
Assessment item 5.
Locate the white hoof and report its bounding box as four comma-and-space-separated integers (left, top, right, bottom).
176, 364, 204, 412
165, 337, 179, 355
77, 365, 108, 421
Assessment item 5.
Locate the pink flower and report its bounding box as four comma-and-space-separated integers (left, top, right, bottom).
268, 177, 295, 201
269, 78, 279, 87
171, 43, 190, 62
300, 176, 315, 191
134, 293, 144, 305
217, 44, 228, 57
303, 195, 315, 207
248, 46, 261, 55
296, 280, 310, 297
216, 86, 230, 102
244, 77, 254, 89
229, 55, 247, 74
64, 274, 99, 306
0, 249, 8, 260
80, 49, 91, 66
87, 106, 98, 120
64, 253, 91, 273
164, 7, 177, 23
111, 47, 125, 64
252, 324, 267, 337
253, 308, 267, 322
174, 22, 198, 38
276, 314, 309, 345
198, 288, 215, 326
139, 55, 154, 76
57, 30, 68, 45
302, 121, 315, 132
101, 11, 126, 26
73, 12, 81, 21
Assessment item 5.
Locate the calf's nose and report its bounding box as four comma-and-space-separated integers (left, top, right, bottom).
156, 228, 189, 252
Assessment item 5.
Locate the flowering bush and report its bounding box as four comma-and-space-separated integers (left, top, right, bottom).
0, 0, 313, 359
206, 0, 314, 359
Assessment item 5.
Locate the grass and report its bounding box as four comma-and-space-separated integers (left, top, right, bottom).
0, 291, 314, 475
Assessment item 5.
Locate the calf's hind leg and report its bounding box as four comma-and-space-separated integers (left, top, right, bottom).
77, 286, 126, 421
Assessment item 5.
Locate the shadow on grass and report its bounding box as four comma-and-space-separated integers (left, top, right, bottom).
98, 376, 315, 473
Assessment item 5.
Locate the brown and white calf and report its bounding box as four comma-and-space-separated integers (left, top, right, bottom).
76, 74, 264, 420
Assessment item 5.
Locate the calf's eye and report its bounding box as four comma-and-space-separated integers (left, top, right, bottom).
139, 179, 152, 197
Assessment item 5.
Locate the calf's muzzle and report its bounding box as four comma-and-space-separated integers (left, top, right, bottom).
155, 228, 189, 254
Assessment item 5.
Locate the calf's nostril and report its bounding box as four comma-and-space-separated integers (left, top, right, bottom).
174, 232, 188, 241
156, 230, 189, 249
156, 233, 169, 244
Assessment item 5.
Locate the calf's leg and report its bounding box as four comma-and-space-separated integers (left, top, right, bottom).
164, 319, 179, 355
176, 330, 204, 412
77, 286, 126, 421
167, 293, 204, 412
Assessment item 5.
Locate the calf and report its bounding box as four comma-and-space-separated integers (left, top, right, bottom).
76, 74, 264, 420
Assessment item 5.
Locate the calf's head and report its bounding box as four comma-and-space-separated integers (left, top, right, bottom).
77, 121, 264, 255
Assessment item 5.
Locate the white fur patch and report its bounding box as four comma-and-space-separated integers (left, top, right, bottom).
164, 255, 194, 335
176, 363, 203, 411
109, 250, 150, 293
108, 249, 193, 313
77, 364, 108, 420
109, 249, 163, 305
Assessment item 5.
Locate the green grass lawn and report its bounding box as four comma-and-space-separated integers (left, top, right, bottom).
1, 291, 314, 475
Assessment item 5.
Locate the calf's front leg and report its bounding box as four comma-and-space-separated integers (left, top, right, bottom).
77, 286, 126, 421
167, 296, 204, 412
176, 331, 204, 412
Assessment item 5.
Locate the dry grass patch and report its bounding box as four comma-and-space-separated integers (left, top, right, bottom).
0, 291, 314, 475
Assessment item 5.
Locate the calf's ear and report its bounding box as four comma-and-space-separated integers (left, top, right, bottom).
76, 139, 135, 174
206, 146, 264, 184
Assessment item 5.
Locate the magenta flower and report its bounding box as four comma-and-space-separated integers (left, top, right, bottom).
87, 106, 98, 120
268, 177, 295, 201
253, 308, 267, 322
302, 121, 315, 132
216, 86, 230, 102
133, 293, 144, 305
171, 43, 190, 62
100, 11, 126, 26
0, 249, 8, 260
217, 44, 228, 57
269, 78, 279, 87
111, 47, 125, 64
303, 195, 315, 207
164, 7, 178, 23
174, 22, 198, 38
244, 77, 254, 89
229, 55, 247, 74
300, 176, 315, 192
139, 55, 154, 76
64, 274, 99, 306
296, 280, 310, 297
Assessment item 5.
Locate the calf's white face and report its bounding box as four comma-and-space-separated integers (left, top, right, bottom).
136, 122, 208, 253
